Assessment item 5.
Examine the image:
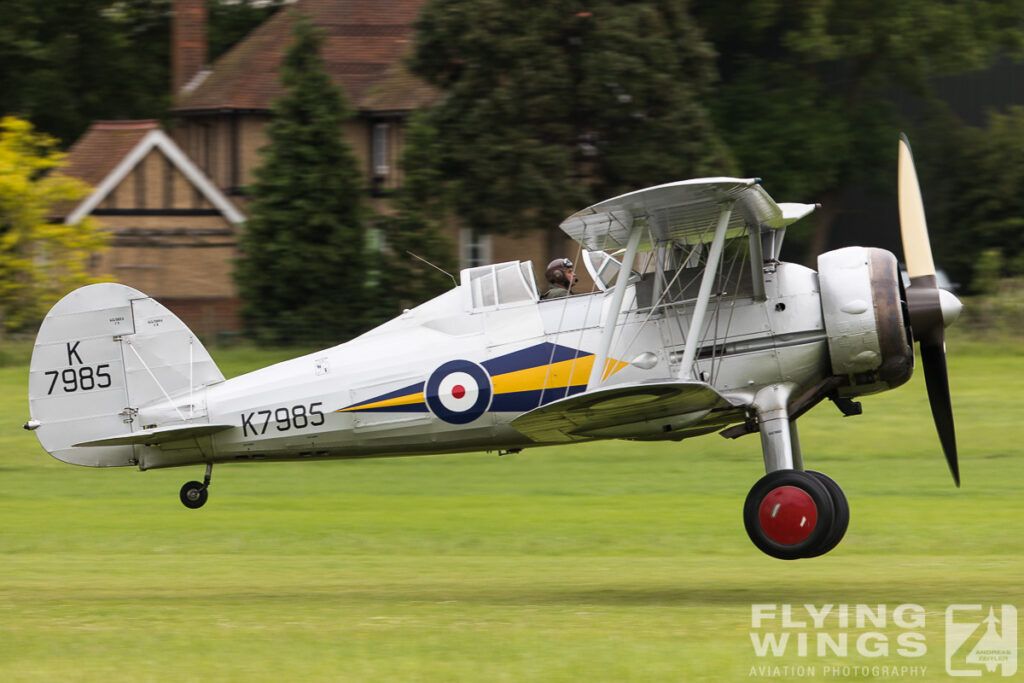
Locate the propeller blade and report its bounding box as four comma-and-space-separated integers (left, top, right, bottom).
898, 133, 936, 280
897, 133, 962, 487
919, 332, 960, 487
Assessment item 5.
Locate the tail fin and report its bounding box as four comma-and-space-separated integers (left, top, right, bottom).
27, 283, 224, 467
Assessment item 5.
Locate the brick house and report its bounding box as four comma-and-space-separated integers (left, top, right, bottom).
60, 120, 247, 336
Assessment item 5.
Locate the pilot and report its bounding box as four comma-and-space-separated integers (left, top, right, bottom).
541, 258, 577, 299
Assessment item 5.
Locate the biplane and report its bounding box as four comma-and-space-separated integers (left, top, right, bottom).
25, 136, 962, 559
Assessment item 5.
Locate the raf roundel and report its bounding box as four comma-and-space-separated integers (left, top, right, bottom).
425, 360, 492, 424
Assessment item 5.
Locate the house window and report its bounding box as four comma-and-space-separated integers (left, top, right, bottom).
460, 227, 492, 269
372, 122, 390, 178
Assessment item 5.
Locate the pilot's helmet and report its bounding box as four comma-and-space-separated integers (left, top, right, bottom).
546, 258, 574, 285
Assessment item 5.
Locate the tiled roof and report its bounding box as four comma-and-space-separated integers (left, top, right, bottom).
361, 59, 439, 112
62, 120, 161, 187
58, 120, 245, 224
173, 0, 436, 114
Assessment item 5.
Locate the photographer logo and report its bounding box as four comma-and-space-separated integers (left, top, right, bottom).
946, 605, 1017, 677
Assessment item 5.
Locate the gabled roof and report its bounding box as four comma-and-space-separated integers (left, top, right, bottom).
173, 0, 436, 114
63, 120, 160, 188
62, 120, 245, 225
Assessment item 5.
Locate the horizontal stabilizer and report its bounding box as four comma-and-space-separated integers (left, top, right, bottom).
510, 380, 736, 442
75, 423, 235, 448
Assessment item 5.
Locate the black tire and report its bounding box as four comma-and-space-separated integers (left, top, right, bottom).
743, 470, 835, 560
802, 471, 850, 558
179, 481, 208, 509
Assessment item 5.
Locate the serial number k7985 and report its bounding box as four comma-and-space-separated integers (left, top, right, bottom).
240, 402, 324, 437
44, 364, 113, 394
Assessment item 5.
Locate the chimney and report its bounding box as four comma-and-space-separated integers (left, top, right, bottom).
172, 0, 208, 95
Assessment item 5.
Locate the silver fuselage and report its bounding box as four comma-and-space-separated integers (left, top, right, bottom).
135, 262, 828, 470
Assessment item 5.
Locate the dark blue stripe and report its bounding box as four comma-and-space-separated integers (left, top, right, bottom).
489, 384, 587, 412
482, 342, 592, 377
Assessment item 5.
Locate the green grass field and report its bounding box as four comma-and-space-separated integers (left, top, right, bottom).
2, 336, 1022, 681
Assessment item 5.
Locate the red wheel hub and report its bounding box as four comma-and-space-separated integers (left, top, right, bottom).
757, 485, 818, 545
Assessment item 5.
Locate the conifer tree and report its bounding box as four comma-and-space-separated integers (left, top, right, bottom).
372, 110, 457, 319
410, 0, 732, 238
235, 13, 367, 345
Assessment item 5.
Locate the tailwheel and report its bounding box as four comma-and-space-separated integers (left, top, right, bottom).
179, 463, 213, 509
179, 481, 208, 509
743, 470, 835, 560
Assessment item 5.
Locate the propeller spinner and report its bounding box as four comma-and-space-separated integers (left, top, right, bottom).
897, 134, 964, 486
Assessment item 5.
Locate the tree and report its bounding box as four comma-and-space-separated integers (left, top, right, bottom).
0, 0, 168, 145
0, 1, 284, 145
209, 0, 288, 60
0, 117, 107, 333
920, 106, 1024, 293
410, 0, 732, 245
234, 13, 368, 345
693, 0, 1024, 262
371, 110, 457, 320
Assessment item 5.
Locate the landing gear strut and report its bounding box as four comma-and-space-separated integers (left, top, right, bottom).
744, 384, 850, 559
179, 463, 213, 509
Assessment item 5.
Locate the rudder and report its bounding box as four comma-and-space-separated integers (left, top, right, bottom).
27, 283, 225, 467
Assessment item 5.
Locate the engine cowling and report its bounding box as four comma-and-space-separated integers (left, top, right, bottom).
817, 247, 914, 396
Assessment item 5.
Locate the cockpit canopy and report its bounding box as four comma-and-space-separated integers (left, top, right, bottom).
461, 261, 539, 311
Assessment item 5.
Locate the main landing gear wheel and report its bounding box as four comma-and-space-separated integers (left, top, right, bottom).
179, 481, 208, 509
802, 471, 850, 558
744, 470, 839, 560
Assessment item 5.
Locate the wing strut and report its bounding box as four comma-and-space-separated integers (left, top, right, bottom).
748, 219, 766, 301
650, 244, 667, 307
587, 220, 644, 389
677, 202, 735, 380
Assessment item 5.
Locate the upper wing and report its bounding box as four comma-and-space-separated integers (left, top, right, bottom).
559, 178, 816, 252
509, 380, 739, 443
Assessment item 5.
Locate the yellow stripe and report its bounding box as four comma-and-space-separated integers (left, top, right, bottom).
338, 392, 425, 412
602, 358, 629, 381
491, 355, 627, 393
491, 357, 593, 394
